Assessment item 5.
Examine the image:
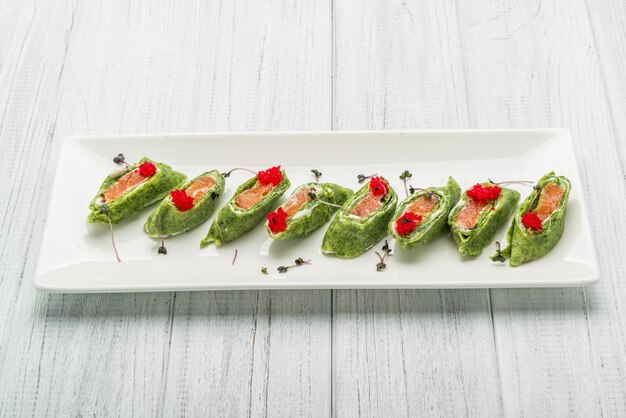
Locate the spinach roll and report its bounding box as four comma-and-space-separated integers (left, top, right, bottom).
266, 182, 353, 240
200, 166, 290, 247
447, 182, 520, 257
88, 157, 186, 224
492, 172, 571, 266
321, 176, 397, 258
390, 176, 461, 250
144, 170, 225, 238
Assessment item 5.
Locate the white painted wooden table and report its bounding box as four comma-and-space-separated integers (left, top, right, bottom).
1, 0, 625, 416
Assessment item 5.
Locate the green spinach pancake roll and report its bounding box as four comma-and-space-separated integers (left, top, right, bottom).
321, 176, 397, 258
390, 176, 461, 250
492, 172, 571, 266
200, 166, 290, 247
447, 182, 520, 257
144, 170, 225, 238
88, 157, 186, 224
266, 182, 353, 240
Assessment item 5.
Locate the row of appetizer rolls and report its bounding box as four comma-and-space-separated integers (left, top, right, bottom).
88, 157, 571, 266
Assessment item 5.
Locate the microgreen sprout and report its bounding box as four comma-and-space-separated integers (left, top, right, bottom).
307, 191, 344, 209
375, 240, 392, 271
408, 186, 435, 199
487, 178, 535, 188
221, 167, 257, 178
399, 170, 412, 197
156, 217, 167, 255
277, 258, 312, 273
311, 169, 322, 182
491, 241, 506, 263
113, 153, 129, 167
357, 173, 378, 184
99, 204, 121, 263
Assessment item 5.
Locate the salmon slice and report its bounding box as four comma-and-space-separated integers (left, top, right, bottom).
407, 195, 439, 217
534, 183, 564, 221
235, 181, 275, 210
102, 169, 148, 203
351, 192, 382, 217
456, 198, 490, 229
186, 175, 217, 204
282, 187, 312, 217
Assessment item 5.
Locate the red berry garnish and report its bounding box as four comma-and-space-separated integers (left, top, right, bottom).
171, 189, 194, 211
267, 207, 288, 233
395, 211, 423, 236
138, 161, 157, 177
521, 212, 543, 230
466, 184, 501, 202
370, 177, 389, 197
258, 166, 283, 186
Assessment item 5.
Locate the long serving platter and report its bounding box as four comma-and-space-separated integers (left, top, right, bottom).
34, 129, 599, 292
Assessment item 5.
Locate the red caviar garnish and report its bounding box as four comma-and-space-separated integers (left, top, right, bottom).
138, 161, 157, 177
171, 189, 194, 211
521, 212, 543, 230
396, 211, 423, 236
258, 166, 283, 186
267, 207, 288, 233
370, 177, 389, 197
466, 184, 501, 202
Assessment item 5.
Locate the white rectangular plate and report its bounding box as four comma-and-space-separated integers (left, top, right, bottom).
35, 129, 599, 292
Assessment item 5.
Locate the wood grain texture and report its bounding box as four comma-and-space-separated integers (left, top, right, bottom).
2, 0, 626, 416
332, 1, 502, 416
1, 0, 332, 416
0, 1, 176, 416
333, 290, 502, 418
586, 0, 626, 176
456, 0, 626, 415
162, 291, 330, 417
0, 0, 73, 346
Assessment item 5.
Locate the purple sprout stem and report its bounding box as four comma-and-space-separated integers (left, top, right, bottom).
223, 167, 257, 177
107, 216, 121, 263
494, 180, 534, 187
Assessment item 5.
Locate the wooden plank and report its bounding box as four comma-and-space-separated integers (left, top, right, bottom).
0, 1, 176, 416
332, 1, 503, 416
163, 290, 330, 417
333, 290, 502, 417
0, 0, 73, 342
586, 0, 626, 175
456, 0, 626, 415
156, 0, 333, 416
